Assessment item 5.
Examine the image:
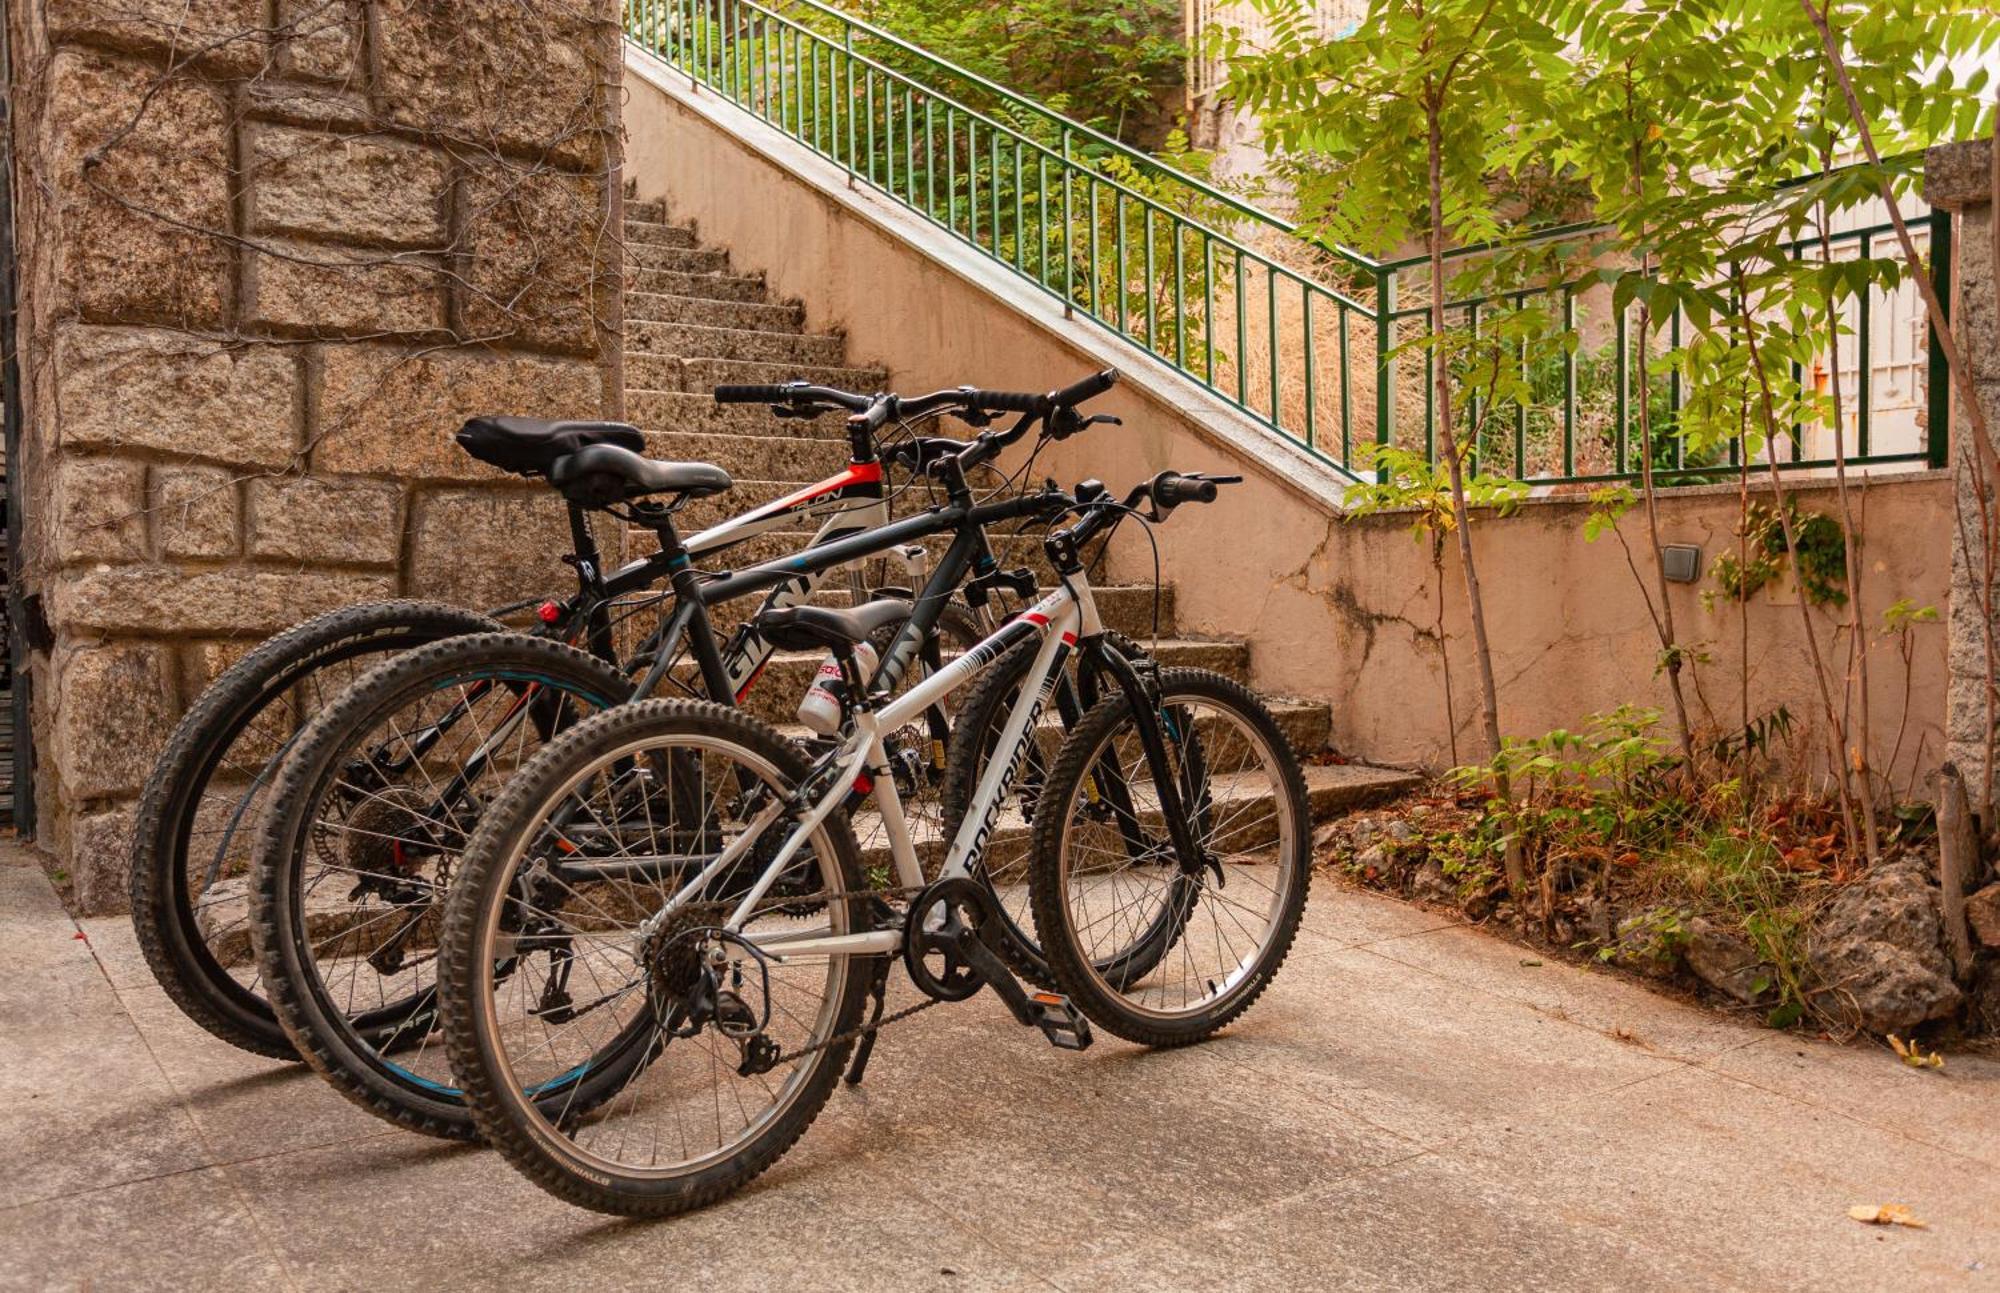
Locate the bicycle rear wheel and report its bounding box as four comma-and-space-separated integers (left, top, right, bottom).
439, 700, 869, 1217
251, 632, 640, 1137
129, 601, 500, 1058
1027, 669, 1310, 1046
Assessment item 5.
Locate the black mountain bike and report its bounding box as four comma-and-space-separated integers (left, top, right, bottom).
246, 372, 1139, 1138
129, 403, 982, 1060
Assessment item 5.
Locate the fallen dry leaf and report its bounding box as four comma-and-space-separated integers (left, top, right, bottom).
1848, 1203, 1929, 1229
1887, 1035, 1946, 1070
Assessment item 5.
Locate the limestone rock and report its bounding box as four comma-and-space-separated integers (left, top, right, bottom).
462, 168, 613, 354
372, 0, 614, 167
152, 467, 241, 560
50, 566, 394, 636
407, 489, 574, 609
56, 326, 299, 468
247, 124, 449, 247
46, 49, 233, 326
46, 0, 269, 74
51, 457, 147, 564
247, 477, 403, 565
69, 806, 138, 917
243, 240, 446, 336
53, 644, 176, 800
1965, 882, 2000, 949
275, 0, 365, 84
1612, 908, 1683, 979
1409, 860, 1455, 904
1683, 917, 1773, 1005
314, 345, 604, 480
1808, 860, 1964, 1033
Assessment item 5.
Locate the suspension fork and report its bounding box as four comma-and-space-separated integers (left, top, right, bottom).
1090, 639, 1209, 876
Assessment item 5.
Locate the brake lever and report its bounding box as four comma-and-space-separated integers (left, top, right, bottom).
1083, 414, 1122, 428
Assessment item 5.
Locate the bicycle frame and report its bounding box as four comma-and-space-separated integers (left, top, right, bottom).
623, 575, 1104, 964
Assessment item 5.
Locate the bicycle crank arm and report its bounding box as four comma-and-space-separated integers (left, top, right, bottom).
944, 925, 1092, 1051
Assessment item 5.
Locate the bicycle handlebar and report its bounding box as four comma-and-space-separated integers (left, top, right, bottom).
712, 369, 1117, 423
712, 382, 875, 412
714, 371, 1122, 493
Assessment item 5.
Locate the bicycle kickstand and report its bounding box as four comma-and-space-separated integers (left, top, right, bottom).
843, 957, 895, 1086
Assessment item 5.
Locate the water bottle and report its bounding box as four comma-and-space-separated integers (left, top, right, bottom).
796, 640, 877, 736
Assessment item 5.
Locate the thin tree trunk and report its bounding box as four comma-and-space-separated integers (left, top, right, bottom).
1738, 405, 1754, 796
1633, 296, 1697, 773
1936, 762, 1978, 981
1426, 96, 1521, 899
1801, 0, 2000, 818
1735, 270, 1863, 853
1816, 158, 1880, 860
1434, 541, 1460, 766
1618, 80, 1699, 777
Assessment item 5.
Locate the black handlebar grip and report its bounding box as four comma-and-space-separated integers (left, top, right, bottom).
962, 389, 1044, 414
1049, 368, 1118, 408
713, 384, 794, 405
1154, 472, 1219, 507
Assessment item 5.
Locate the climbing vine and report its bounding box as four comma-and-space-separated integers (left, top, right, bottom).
1706, 501, 1850, 608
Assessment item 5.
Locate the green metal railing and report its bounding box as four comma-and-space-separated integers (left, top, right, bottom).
625, 0, 1952, 488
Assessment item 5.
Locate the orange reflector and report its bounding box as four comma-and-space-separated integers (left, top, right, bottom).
1031, 991, 1064, 1006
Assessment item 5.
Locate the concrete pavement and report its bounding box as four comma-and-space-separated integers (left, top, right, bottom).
3, 840, 1996, 1291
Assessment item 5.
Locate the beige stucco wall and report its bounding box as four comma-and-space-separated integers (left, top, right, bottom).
625, 50, 1951, 779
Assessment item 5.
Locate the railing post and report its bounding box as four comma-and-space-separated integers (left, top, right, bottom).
1374, 266, 1396, 482
1061, 128, 1074, 319
843, 27, 856, 189
1928, 205, 1953, 471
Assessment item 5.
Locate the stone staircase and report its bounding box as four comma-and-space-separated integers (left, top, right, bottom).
618, 196, 1418, 829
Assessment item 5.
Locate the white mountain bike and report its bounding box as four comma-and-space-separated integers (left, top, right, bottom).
436, 440, 1311, 1216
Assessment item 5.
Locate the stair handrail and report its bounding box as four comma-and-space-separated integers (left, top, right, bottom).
626, 0, 1952, 488
719, 0, 1379, 271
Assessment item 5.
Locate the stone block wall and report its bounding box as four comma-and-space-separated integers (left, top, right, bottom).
6, 0, 624, 909
1928, 138, 2000, 808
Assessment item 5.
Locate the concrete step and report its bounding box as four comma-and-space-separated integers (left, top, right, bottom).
638, 427, 854, 478
723, 637, 1248, 727
625, 292, 805, 333
850, 760, 1403, 873
628, 267, 768, 302
626, 320, 847, 367
683, 579, 1176, 644
628, 393, 851, 440
619, 525, 1066, 587
627, 198, 668, 223
628, 242, 730, 274
625, 354, 889, 395
623, 217, 697, 248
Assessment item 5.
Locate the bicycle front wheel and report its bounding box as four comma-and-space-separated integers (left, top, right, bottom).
1027, 669, 1310, 1046
439, 700, 869, 1217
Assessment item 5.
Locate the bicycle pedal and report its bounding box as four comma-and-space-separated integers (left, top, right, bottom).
1026, 991, 1092, 1051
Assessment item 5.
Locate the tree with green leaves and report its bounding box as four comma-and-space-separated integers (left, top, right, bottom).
1227, 0, 1568, 901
